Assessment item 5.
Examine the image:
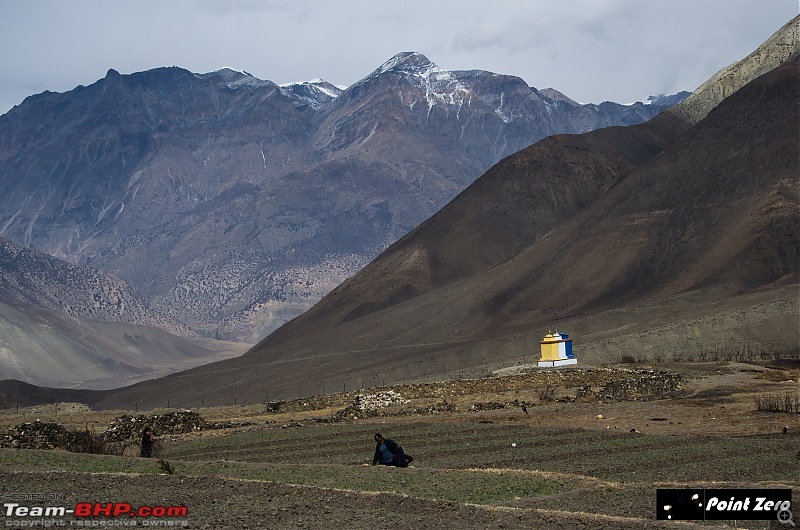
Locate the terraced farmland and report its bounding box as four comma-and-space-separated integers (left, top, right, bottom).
1, 361, 797, 528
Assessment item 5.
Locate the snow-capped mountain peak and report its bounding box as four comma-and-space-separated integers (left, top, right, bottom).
373, 51, 434, 76
279, 78, 343, 109
366, 51, 472, 112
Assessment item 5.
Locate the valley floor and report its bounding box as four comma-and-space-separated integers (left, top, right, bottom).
1, 360, 797, 529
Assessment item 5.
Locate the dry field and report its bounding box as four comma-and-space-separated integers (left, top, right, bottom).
1, 360, 798, 529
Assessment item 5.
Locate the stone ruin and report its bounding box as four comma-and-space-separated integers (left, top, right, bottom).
1, 411, 206, 450
101, 410, 205, 442
595, 370, 684, 401
332, 390, 410, 421
469, 369, 684, 409
1, 421, 71, 450
354, 390, 410, 411
0, 369, 687, 450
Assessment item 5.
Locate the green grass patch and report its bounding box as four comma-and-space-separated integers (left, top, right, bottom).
164, 422, 800, 484
4, 423, 797, 510
171, 460, 568, 505
0, 448, 567, 506
0, 449, 161, 475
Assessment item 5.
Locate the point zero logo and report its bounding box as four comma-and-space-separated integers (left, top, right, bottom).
657, 488, 793, 522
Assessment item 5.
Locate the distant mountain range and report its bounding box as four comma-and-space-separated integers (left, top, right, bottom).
0, 52, 688, 344
71, 15, 796, 410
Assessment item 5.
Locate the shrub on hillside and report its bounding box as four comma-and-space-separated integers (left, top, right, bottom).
754, 391, 799, 414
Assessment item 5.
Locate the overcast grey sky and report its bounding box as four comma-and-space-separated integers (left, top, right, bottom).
0, 0, 796, 114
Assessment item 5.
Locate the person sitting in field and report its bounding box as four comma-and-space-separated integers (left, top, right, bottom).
372, 433, 414, 467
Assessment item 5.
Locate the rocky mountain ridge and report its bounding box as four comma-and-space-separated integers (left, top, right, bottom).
0, 52, 687, 342
0, 237, 188, 334
667, 15, 800, 126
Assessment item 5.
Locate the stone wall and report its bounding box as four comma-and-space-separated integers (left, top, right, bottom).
1, 411, 206, 450
0, 368, 684, 449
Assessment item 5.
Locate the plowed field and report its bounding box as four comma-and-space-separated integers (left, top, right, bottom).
1, 361, 797, 529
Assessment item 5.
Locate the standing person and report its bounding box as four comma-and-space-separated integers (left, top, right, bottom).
141, 427, 154, 458
372, 433, 414, 467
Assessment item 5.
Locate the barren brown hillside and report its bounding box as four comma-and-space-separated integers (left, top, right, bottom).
263, 114, 686, 339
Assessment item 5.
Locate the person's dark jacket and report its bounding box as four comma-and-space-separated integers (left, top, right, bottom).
372, 438, 399, 465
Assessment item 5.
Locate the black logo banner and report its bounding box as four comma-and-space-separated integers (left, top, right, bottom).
657, 488, 792, 522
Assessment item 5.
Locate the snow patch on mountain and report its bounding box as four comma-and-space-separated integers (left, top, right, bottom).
281, 78, 342, 98
368, 52, 476, 118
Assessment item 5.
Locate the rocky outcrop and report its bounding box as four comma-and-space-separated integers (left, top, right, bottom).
667, 15, 799, 126
0, 237, 189, 334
